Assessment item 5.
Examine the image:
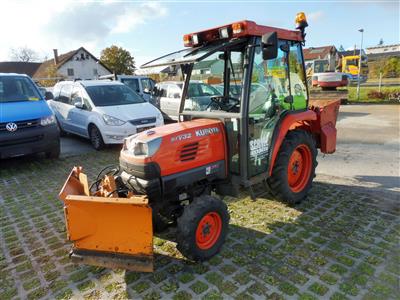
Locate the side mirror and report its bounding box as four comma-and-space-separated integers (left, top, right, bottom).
143, 88, 150, 94
44, 91, 53, 100
74, 100, 84, 109
284, 95, 294, 104
261, 32, 278, 60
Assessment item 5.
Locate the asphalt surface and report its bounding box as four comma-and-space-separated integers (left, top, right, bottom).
59, 104, 399, 194
317, 104, 400, 194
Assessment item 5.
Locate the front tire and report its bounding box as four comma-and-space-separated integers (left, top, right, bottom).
268, 130, 317, 204
176, 195, 229, 261
89, 125, 105, 150
45, 144, 60, 159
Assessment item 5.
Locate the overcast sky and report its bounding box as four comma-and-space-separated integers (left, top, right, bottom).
0, 0, 398, 67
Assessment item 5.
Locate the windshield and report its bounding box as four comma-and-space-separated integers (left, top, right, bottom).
0, 76, 42, 103
182, 43, 246, 113
85, 84, 145, 107
187, 83, 221, 98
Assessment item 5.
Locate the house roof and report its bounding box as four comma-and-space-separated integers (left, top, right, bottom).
366, 44, 400, 50
33, 47, 112, 78
193, 59, 219, 70
303, 46, 336, 61
367, 51, 400, 61
0, 62, 41, 77
338, 49, 366, 57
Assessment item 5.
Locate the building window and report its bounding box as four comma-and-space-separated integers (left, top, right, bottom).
93, 69, 98, 76
67, 68, 74, 76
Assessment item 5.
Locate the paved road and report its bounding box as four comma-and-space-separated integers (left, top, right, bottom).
317, 104, 399, 193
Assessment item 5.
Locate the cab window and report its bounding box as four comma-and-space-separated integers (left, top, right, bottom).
288, 43, 307, 109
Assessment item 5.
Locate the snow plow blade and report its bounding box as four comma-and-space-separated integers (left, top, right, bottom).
59, 167, 153, 272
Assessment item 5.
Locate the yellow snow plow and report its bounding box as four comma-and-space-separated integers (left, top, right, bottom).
59, 167, 153, 272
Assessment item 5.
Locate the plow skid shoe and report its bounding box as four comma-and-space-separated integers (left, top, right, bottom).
59, 167, 154, 272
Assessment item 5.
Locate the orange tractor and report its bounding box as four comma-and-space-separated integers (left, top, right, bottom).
60, 13, 340, 272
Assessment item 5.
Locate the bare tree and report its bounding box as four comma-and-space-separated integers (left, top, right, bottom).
9, 46, 39, 62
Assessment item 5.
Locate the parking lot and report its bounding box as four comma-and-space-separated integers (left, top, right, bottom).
1, 104, 399, 300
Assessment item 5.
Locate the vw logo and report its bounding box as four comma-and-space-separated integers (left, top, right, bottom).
6, 122, 18, 132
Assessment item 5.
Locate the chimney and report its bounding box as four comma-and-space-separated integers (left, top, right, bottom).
53, 49, 59, 64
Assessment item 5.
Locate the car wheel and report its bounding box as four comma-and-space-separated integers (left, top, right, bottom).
45, 144, 60, 159
89, 125, 105, 150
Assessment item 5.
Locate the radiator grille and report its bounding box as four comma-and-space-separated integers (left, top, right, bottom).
180, 142, 199, 162
0, 119, 40, 131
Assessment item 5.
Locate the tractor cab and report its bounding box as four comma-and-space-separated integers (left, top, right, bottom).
143, 18, 310, 189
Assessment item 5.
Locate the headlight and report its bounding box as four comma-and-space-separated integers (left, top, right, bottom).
125, 137, 162, 157
40, 115, 56, 126
102, 114, 126, 126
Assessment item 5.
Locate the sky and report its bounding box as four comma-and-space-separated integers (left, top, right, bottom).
0, 0, 399, 67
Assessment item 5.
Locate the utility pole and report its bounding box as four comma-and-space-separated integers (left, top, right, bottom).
357, 29, 364, 101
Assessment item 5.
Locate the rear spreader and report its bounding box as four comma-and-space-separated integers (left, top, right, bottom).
59, 15, 340, 272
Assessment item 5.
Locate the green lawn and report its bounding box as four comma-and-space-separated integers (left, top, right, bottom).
346, 86, 400, 103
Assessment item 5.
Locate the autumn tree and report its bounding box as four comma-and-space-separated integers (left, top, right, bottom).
100, 45, 135, 75
10, 46, 39, 62
38, 64, 64, 87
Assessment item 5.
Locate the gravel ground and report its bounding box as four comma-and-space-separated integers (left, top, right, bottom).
0, 150, 399, 300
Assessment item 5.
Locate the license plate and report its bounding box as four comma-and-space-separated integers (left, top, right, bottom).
137, 126, 154, 133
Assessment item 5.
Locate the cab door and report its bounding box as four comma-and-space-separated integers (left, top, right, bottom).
247, 40, 309, 178
247, 40, 292, 177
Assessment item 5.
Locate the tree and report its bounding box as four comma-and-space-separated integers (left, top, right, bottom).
38, 63, 64, 87
100, 45, 135, 75
378, 38, 384, 46
338, 45, 345, 52
382, 57, 400, 78
9, 46, 39, 62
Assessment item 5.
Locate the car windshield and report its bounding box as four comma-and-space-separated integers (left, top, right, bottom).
0, 76, 42, 103
182, 83, 221, 98
85, 84, 145, 106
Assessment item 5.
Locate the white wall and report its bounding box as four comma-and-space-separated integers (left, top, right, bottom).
58, 49, 111, 80
366, 45, 400, 54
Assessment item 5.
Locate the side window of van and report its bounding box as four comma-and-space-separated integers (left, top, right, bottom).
71, 86, 82, 106
160, 84, 168, 97
59, 84, 72, 104
167, 85, 180, 99
53, 85, 62, 101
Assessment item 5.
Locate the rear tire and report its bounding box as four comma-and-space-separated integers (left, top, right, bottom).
176, 195, 229, 261
268, 130, 317, 204
89, 125, 105, 150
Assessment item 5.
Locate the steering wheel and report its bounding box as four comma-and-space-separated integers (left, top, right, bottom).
206, 95, 240, 112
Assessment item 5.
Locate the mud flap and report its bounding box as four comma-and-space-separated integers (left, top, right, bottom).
59, 167, 153, 272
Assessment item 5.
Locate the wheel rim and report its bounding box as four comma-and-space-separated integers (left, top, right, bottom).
195, 212, 222, 250
287, 144, 312, 193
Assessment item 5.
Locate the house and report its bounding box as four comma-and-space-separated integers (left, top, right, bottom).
192, 59, 224, 76
0, 62, 41, 77
366, 44, 400, 61
303, 46, 338, 70
33, 47, 112, 80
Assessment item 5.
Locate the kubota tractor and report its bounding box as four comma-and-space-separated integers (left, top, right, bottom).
59, 13, 340, 272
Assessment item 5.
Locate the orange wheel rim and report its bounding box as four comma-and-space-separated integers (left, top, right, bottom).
195, 212, 222, 250
287, 144, 312, 193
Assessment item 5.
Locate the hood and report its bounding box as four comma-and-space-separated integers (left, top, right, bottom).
0, 100, 52, 123
95, 102, 160, 121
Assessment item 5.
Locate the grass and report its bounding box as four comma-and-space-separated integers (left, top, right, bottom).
345, 86, 400, 103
